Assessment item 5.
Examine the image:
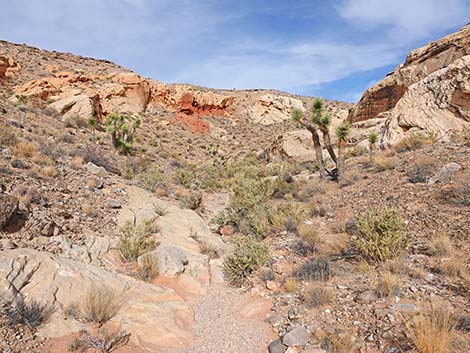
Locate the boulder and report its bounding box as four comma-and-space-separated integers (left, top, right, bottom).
428, 162, 462, 184
48, 94, 94, 122
0, 194, 18, 230
282, 326, 309, 347
0, 55, 20, 82
268, 338, 287, 353
0, 248, 194, 351
139, 245, 189, 278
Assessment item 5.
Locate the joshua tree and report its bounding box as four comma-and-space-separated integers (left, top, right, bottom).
105, 113, 141, 154
335, 121, 352, 181
292, 108, 327, 178
311, 98, 338, 169
368, 132, 378, 159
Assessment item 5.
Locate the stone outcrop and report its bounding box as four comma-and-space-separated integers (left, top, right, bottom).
0, 55, 20, 82
0, 248, 194, 351
349, 24, 470, 147
0, 193, 18, 230
248, 94, 305, 125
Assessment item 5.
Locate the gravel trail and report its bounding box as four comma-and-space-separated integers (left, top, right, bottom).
168, 283, 273, 353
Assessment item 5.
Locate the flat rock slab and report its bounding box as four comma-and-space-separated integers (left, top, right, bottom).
0, 248, 194, 351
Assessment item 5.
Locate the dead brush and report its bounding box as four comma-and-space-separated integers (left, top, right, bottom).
294, 223, 321, 255
404, 305, 455, 353
303, 284, 335, 307
16, 141, 37, 158
6, 296, 54, 328
84, 286, 124, 324
70, 328, 130, 353
138, 254, 159, 282
317, 328, 354, 353
425, 233, 453, 257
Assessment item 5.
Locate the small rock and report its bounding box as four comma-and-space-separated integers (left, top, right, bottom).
285, 347, 299, 353
220, 224, 234, 236
11, 159, 27, 169
106, 199, 122, 209
0, 239, 16, 250
268, 338, 287, 353
409, 285, 418, 293
389, 303, 420, 313
282, 326, 309, 347
139, 245, 189, 277
1, 148, 12, 159
266, 280, 280, 291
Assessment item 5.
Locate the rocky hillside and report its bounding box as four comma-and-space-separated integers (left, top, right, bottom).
0, 26, 469, 353
349, 24, 470, 147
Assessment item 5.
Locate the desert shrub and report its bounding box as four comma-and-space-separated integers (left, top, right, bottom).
42, 165, 57, 177
284, 278, 299, 293
371, 152, 396, 171
405, 306, 455, 353
295, 257, 332, 281
303, 284, 334, 307
6, 296, 53, 328
16, 141, 37, 158
70, 328, 130, 353
294, 223, 321, 255
224, 236, 269, 285
84, 286, 123, 324
261, 268, 275, 282
393, 133, 432, 153
318, 328, 354, 353
118, 221, 156, 262
439, 259, 466, 277
345, 145, 368, 158
15, 94, 28, 104
138, 254, 159, 281
180, 191, 203, 210
174, 166, 198, 188
353, 207, 409, 262
105, 113, 141, 154
81, 145, 119, 174
408, 158, 436, 183
293, 181, 323, 202
375, 271, 401, 297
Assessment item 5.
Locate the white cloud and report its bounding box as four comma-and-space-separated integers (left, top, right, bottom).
338, 0, 470, 43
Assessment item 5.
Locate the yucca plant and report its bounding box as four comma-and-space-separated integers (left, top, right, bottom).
335, 122, 351, 181
105, 113, 141, 154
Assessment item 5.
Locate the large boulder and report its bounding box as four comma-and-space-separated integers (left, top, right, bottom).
0, 55, 20, 82
0, 248, 193, 351
349, 24, 470, 147
248, 94, 305, 125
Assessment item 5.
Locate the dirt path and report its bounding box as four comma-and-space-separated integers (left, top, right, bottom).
167, 283, 274, 353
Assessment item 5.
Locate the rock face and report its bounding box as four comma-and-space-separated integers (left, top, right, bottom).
0, 248, 193, 351
349, 24, 470, 147
248, 94, 305, 125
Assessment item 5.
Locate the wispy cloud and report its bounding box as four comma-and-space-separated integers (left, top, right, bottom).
0, 0, 468, 101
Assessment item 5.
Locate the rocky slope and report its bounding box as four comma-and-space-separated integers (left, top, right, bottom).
0, 25, 469, 353
349, 24, 470, 147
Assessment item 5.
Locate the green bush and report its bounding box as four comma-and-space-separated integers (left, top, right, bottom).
118, 221, 156, 262
353, 208, 409, 262
105, 113, 141, 154
224, 236, 269, 285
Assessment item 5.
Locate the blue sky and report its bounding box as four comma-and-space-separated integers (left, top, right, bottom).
0, 0, 469, 102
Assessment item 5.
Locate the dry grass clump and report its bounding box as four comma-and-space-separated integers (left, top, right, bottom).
16, 141, 37, 158
0, 126, 18, 146
405, 305, 455, 353
138, 254, 159, 281
439, 259, 466, 277
303, 284, 335, 307
375, 271, 401, 298
284, 278, 299, 293
197, 238, 222, 259
295, 223, 321, 255
426, 233, 453, 257
70, 328, 131, 353
180, 191, 203, 210
42, 165, 57, 177
84, 286, 123, 324
371, 152, 396, 171
118, 221, 156, 262
353, 207, 409, 262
